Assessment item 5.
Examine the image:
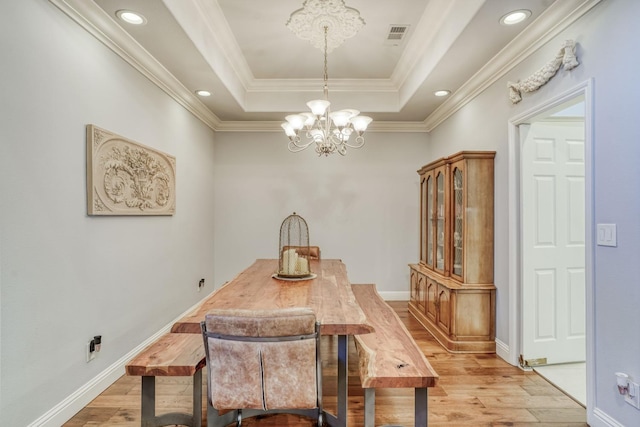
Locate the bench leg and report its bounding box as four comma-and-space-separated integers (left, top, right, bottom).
364, 388, 375, 427
140, 374, 202, 427
141, 376, 156, 427
415, 387, 428, 427
363, 387, 428, 427
193, 369, 202, 427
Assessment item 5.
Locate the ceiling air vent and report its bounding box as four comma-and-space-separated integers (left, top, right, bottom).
385, 25, 410, 45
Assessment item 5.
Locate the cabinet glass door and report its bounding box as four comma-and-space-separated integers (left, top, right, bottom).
426, 175, 434, 268
452, 167, 463, 277
420, 177, 427, 265
436, 170, 445, 271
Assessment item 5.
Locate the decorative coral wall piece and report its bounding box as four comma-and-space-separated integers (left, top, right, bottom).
86, 125, 176, 215
508, 40, 579, 104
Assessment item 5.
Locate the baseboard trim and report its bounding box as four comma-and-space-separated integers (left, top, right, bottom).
27, 289, 217, 427
591, 408, 624, 427
495, 338, 510, 364
27, 349, 135, 426
379, 290, 410, 301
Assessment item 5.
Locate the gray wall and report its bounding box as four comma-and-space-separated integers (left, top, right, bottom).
427, 1, 640, 425
0, 1, 216, 425
212, 131, 429, 296
2, 0, 640, 426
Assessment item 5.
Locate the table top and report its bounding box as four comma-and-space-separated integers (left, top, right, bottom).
171, 259, 374, 336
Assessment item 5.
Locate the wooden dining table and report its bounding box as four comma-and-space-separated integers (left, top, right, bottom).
172, 258, 374, 427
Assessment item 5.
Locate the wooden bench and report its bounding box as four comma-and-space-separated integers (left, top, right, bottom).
352, 284, 439, 427
125, 333, 206, 427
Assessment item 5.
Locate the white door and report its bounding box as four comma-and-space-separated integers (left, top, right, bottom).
521, 120, 586, 365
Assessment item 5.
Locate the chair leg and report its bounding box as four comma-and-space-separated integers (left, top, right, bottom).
207, 405, 237, 427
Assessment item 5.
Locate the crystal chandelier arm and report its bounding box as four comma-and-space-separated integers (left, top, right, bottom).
341, 135, 365, 149
288, 138, 315, 152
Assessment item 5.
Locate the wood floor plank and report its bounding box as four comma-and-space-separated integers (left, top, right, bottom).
492, 424, 587, 427
478, 395, 581, 408
428, 407, 539, 423
439, 385, 533, 397
63, 302, 587, 426
521, 384, 567, 396
528, 408, 588, 423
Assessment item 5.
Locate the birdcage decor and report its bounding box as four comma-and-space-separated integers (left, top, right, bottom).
276, 212, 313, 279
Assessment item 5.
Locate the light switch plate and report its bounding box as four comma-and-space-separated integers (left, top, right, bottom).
596, 224, 617, 247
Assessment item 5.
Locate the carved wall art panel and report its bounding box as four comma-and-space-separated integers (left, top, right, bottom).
86, 125, 176, 216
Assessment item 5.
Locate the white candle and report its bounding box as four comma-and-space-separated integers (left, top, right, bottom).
296, 256, 309, 274
282, 249, 298, 274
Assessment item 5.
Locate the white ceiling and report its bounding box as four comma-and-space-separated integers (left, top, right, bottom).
51, 0, 592, 130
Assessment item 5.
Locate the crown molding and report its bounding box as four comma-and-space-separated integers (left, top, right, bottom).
247, 78, 397, 92
215, 120, 429, 133
163, 0, 252, 106
391, 0, 484, 106
423, 0, 602, 131
48, 0, 222, 130
47, 0, 602, 134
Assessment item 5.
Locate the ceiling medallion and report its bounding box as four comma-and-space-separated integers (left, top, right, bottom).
286, 0, 365, 53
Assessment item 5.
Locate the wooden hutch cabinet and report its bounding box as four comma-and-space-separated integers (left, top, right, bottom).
409, 151, 496, 353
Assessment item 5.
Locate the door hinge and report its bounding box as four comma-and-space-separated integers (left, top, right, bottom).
519, 354, 548, 368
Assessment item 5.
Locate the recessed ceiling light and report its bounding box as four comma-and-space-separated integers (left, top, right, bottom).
116, 10, 147, 25
500, 9, 531, 26
196, 90, 211, 97
434, 90, 451, 97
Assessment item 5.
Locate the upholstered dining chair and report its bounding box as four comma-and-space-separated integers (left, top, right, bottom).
200, 307, 323, 426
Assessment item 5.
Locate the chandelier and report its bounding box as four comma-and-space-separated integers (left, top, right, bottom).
281, 25, 372, 156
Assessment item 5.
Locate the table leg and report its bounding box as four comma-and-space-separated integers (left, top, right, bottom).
323, 334, 348, 427
337, 334, 348, 426
415, 387, 428, 427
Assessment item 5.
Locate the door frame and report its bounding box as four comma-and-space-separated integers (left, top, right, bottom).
507, 79, 595, 410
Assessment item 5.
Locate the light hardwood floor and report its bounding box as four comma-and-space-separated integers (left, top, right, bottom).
64, 302, 587, 426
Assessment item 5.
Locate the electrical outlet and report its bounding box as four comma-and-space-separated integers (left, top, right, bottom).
626, 381, 640, 409
198, 278, 205, 291
86, 336, 102, 362
86, 341, 96, 362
